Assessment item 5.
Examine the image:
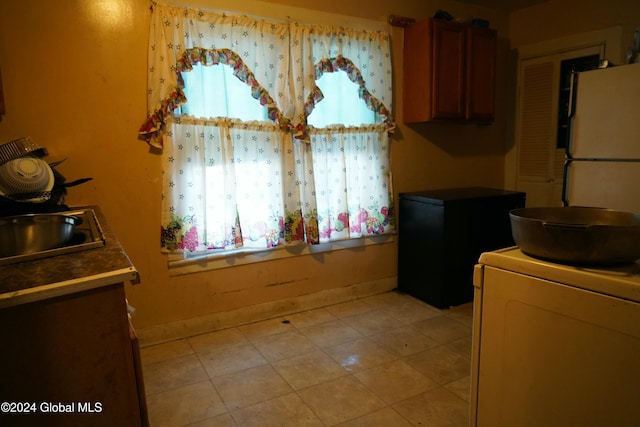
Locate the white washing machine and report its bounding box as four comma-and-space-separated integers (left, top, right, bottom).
471, 247, 640, 427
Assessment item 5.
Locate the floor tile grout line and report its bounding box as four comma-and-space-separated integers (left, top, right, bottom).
142, 307, 472, 383
140, 292, 474, 426
218, 315, 392, 424
218, 333, 348, 425
141, 351, 213, 398
186, 331, 258, 418
188, 338, 238, 419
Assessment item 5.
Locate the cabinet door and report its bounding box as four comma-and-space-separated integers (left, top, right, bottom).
431, 20, 466, 120
403, 19, 496, 124
466, 26, 496, 122
0, 284, 145, 427
402, 18, 434, 123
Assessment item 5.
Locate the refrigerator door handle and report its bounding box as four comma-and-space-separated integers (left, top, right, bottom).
562, 159, 572, 207
566, 71, 579, 159
567, 71, 578, 120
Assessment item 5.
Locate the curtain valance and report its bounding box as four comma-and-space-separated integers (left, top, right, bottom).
139, 1, 394, 148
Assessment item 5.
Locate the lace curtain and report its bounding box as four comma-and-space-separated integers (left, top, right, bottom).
141, 1, 395, 254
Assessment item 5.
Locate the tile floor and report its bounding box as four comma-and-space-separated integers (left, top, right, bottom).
140, 290, 474, 427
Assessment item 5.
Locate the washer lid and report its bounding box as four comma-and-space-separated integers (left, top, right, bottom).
477, 246, 640, 303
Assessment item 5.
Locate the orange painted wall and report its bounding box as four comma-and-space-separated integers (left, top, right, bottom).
1, 0, 632, 335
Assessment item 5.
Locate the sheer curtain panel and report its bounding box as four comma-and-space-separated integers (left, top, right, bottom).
140, 1, 395, 258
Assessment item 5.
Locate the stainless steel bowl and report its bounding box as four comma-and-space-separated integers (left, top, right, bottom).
0, 213, 82, 257
510, 206, 640, 266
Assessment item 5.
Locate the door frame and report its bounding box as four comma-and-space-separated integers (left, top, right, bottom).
505, 26, 622, 200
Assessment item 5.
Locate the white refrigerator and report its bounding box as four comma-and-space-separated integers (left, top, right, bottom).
563, 62, 640, 213
470, 62, 640, 427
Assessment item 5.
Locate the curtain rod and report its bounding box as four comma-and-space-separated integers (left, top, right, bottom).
155, 0, 295, 24
153, 0, 390, 32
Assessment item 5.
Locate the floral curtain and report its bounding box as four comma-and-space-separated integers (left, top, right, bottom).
291, 26, 395, 139
306, 125, 393, 242
142, 1, 395, 254
161, 117, 297, 251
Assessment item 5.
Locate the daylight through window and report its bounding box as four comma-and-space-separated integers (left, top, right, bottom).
140, 2, 395, 258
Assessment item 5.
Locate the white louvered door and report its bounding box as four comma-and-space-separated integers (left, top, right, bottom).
515, 46, 603, 207
516, 58, 559, 207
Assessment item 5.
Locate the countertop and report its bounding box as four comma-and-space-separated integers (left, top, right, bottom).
0, 205, 139, 308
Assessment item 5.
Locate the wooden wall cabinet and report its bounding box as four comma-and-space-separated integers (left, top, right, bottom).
403, 18, 497, 124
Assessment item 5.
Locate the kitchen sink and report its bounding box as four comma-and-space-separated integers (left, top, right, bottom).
0, 208, 105, 265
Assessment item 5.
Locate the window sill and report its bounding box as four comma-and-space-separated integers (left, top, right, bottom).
167, 234, 395, 276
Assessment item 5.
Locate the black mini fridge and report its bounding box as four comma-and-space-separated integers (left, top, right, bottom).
397, 187, 526, 308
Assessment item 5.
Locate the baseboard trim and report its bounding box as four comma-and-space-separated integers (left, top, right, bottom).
137, 277, 397, 348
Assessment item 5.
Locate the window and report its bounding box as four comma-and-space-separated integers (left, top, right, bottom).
180, 64, 269, 121
307, 71, 376, 127
140, 3, 395, 259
